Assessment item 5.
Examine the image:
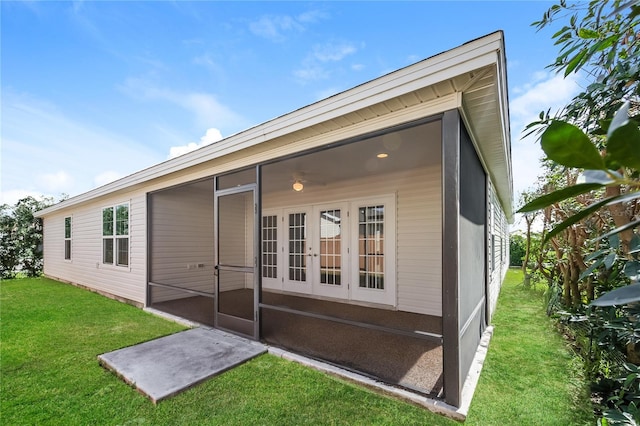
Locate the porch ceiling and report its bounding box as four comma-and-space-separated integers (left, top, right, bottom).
279, 63, 511, 217
261, 120, 441, 194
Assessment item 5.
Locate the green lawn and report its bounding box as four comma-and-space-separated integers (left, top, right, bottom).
1, 271, 593, 425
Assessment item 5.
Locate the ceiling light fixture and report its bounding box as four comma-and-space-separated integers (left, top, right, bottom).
292, 180, 304, 192
377, 152, 389, 158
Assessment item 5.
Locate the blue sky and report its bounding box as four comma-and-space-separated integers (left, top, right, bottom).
1, 1, 581, 215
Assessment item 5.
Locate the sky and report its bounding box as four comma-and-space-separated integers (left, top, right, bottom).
1, 1, 582, 227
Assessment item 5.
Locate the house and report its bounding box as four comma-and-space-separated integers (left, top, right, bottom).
36, 31, 511, 410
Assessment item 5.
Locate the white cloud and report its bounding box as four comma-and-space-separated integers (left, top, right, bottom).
1, 91, 164, 201
168, 128, 223, 159
293, 66, 329, 82
119, 78, 246, 130
249, 15, 302, 42
312, 42, 356, 62
294, 41, 358, 83
509, 71, 582, 204
38, 170, 74, 192
249, 10, 327, 42
351, 63, 364, 71
510, 72, 580, 124
94, 171, 125, 188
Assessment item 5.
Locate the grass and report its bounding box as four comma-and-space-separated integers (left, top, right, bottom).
0, 272, 593, 425
466, 269, 594, 425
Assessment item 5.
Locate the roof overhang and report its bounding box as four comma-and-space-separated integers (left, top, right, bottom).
36, 31, 511, 219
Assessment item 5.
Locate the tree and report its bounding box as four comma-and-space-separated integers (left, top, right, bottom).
0, 196, 56, 279
509, 233, 526, 267
520, 1, 640, 423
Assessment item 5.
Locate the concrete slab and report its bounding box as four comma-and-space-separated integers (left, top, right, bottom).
98, 328, 266, 403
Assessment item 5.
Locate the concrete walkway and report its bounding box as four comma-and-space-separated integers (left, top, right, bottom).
98, 328, 266, 403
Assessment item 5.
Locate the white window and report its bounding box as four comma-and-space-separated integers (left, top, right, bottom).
64, 216, 71, 260
102, 203, 129, 267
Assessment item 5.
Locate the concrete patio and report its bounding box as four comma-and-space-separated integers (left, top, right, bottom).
98, 327, 266, 403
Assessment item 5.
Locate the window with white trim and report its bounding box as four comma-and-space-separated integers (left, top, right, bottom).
102, 203, 129, 267
64, 216, 71, 260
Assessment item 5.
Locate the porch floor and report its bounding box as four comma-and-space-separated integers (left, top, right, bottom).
151, 290, 443, 396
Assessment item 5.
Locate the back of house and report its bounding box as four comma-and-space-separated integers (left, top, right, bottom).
36, 31, 512, 413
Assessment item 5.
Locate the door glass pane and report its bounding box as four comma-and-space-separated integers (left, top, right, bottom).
358, 205, 384, 289
288, 213, 306, 282
262, 215, 277, 278
218, 191, 254, 266
320, 209, 341, 285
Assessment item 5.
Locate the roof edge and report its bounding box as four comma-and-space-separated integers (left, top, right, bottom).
36, 31, 506, 217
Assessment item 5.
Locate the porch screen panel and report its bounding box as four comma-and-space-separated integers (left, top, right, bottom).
259, 119, 444, 397
262, 215, 277, 279
288, 213, 306, 282
320, 209, 341, 285
148, 179, 215, 326
458, 123, 487, 392
358, 205, 384, 289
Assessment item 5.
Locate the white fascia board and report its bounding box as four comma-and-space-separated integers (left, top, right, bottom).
36, 32, 505, 218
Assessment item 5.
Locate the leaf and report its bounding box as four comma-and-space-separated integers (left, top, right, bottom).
543, 191, 640, 244
517, 183, 604, 213
624, 261, 640, 280
607, 120, 640, 170
609, 233, 620, 250
608, 102, 631, 138
630, 233, 640, 254
596, 218, 640, 244
604, 252, 617, 270
586, 249, 607, 261
578, 28, 599, 39
541, 120, 605, 170
565, 48, 588, 75
580, 258, 604, 280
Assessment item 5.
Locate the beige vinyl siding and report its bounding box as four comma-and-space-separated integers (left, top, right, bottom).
487, 181, 508, 320
41, 104, 445, 310
149, 182, 214, 300
263, 165, 442, 316
43, 191, 146, 304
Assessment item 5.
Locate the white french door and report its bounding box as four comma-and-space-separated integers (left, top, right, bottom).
283, 207, 312, 294
349, 195, 396, 306
262, 195, 395, 307
312, 203, 349, 299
